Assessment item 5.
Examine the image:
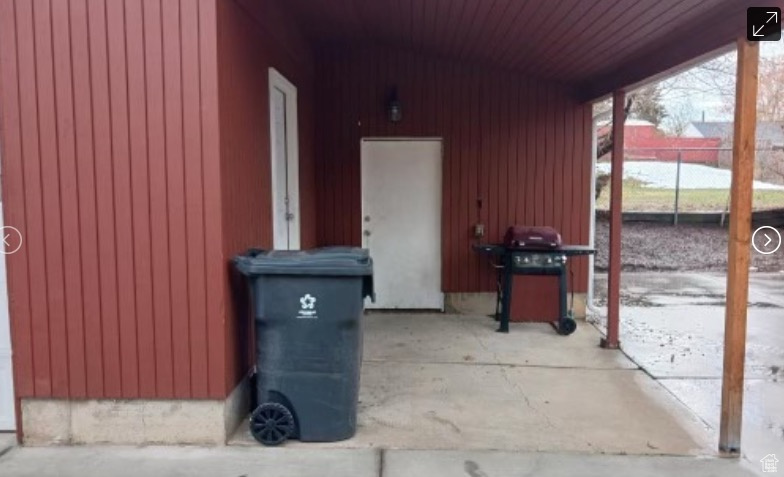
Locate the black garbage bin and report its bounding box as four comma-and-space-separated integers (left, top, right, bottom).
233, 248, 374, 446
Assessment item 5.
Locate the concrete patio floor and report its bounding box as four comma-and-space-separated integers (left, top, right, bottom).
594, 272, 784, 472
231, 313, 712, 455
2, 310, 763, 476
0, 446, 761, 477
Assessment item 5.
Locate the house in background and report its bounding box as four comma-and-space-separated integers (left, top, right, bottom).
0, 0, 768, 449
599, 119, 722, 165
684, 121, 784, 150
685, 121, 784, 181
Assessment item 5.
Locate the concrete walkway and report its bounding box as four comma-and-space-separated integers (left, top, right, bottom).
594, 272, 784, 472
0, 446, 761, 477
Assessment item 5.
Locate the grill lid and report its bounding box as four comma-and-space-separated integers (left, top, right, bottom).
503, 226, 562, 250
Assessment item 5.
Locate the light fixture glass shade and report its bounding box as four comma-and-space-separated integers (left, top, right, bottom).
388, 99, 402, 123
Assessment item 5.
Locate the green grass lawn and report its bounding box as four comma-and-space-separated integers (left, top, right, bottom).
596, 179, 784, 212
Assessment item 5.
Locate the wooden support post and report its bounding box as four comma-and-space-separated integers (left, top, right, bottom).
719, 38, 759, 455
601, 89, 625, 350
674, 151, 682, 225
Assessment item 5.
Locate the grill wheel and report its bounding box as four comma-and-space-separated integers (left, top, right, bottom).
557, 317, 577, 336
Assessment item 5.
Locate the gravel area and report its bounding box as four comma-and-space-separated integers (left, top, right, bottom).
594, 219, 784, 272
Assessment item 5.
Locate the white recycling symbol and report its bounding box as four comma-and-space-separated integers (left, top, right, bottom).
300, 294, 316, 310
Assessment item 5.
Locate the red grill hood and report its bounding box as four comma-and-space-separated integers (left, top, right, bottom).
503, 226, 562, 250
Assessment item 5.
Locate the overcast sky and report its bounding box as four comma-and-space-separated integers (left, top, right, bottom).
659, 41, 784, 126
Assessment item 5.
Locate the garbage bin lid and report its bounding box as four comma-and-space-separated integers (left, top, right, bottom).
233, 247, 373, 277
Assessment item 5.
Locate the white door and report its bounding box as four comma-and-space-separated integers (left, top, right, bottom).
0, 203, 15, 430
361, 139, 443, 310
269, 68, 300, 250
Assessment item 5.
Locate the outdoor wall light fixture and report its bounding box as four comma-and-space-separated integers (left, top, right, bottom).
387, 87, 402, 123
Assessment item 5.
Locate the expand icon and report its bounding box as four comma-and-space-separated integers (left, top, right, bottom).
748, 7, 781, 41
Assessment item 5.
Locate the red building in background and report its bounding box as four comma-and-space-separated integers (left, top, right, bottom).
600, 120, 722, 165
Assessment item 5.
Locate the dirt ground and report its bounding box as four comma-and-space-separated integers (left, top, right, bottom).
593, 219, 784, 272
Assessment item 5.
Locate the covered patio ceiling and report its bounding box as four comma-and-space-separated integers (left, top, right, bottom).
280, 0, 757, 101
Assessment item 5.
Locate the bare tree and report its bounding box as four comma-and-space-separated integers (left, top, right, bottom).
593, 96, 634, 200
661, 101, 697, 136
630, 84, 667, 127
758, 150, 784, 184
659, 42, 784, 122
662, 53, 736, 102
595, 96, 634, 159
756, 57, 784, 121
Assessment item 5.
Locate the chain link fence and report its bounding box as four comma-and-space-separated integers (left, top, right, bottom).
595, 147, 784, 223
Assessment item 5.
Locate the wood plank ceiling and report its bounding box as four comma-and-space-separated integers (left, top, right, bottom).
284, 0, 760, 100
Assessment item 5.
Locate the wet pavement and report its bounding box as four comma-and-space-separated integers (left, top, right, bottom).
593, 272, 784, 474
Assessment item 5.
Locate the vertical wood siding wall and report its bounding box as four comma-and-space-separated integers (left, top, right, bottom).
0, 0, 592, 401
315, 46, 593, 299
0, 0, 226, 399
217, 0, 316, 391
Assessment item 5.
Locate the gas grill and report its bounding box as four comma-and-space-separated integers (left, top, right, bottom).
474, 226, 595, 335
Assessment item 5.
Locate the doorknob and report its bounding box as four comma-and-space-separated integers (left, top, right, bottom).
364, 215, 371, 222
363, 230, 371, 237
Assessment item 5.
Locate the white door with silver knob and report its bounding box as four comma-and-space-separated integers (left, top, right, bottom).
361, 139, 443, 309
270, 68, 300, 250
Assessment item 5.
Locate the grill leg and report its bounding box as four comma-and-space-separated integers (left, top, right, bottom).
494, 270, 502, 322
498, 267, 512, 333
558, 268, 567, 321
556, 265, 577, 335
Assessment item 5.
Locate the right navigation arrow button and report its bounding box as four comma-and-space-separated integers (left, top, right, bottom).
752, 226, 782, 255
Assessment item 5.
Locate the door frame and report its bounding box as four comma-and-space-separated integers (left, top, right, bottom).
268, 68, 300, 250
0, 203, 15, 431
360, 138, 444, 309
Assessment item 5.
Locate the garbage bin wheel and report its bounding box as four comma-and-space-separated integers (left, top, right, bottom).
557, 318, 577, 336
250, 403, 295, 446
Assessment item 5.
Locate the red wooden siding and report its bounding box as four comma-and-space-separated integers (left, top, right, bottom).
0, 0, 227, 399
0, 0, 603, 403
216, 0, 316, 392
0, 0, 317, 401
314, 45, 593, 302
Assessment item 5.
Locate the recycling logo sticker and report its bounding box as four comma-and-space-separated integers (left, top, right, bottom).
297, 294, 318, 319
